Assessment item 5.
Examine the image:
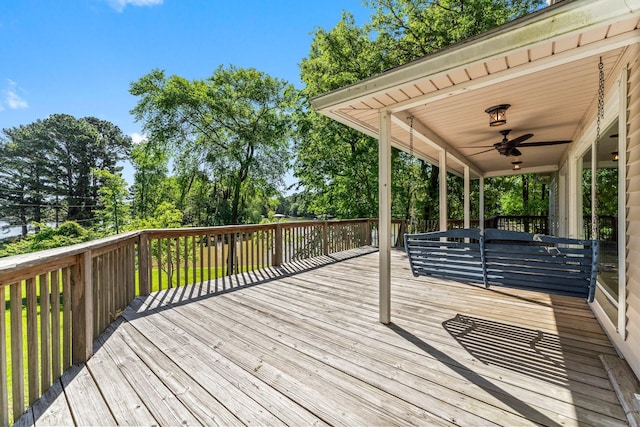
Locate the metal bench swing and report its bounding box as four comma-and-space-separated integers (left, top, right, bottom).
404, 228, 599, 302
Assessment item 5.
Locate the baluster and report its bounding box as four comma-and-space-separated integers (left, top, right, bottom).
26, 278, 39, 405
192, 235, 197, 284
184, 235, 189, 285
200, 235, 204, 285
10, 282, 24, 421
39, 273, 51, 392
0, 286, 7, 426
51, 270, 61, 380
157, 238, 163, 291
62, 267, 71, 371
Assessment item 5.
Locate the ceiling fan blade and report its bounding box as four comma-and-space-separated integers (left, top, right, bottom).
510, 133, 534, 145
517, 140, 572, 147
510, 148, 522, 157
467, 147, 496, 157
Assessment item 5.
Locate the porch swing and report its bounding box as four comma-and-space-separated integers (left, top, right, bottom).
404, 59, 604, 302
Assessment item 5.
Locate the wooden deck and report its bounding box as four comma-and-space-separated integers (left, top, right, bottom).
17, 248, 627, 426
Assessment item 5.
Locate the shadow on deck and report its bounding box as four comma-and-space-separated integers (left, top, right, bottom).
17, 247, 627, 426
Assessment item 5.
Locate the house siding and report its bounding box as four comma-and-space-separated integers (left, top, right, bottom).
624, 44, 640, 378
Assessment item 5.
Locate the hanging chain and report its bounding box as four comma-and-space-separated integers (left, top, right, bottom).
596, 57, 605, 142
593, 57, 605, 241
407, 115, 416, 232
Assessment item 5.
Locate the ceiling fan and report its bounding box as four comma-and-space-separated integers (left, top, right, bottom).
466, 129, 572, 157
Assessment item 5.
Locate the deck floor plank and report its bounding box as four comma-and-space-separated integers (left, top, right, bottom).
141, 293, 449, 426
60, 364, 117, 426
219, 272, 626, 425
87, 328, 162, 426
25, 248, 628, 426
122, 300, 328, 427
96, 324, 205, 426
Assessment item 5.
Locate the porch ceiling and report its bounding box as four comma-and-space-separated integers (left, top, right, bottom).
311, 0, 640, 178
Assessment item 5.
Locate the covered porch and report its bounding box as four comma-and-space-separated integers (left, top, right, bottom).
17, 249, 626, 426
311, 0, 640, 383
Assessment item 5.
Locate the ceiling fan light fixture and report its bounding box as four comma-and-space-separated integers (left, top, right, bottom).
485, 104, 510, 127
612, 151, 619, 161
512, 160, 523, 170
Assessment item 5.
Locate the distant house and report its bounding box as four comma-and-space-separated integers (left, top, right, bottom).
312, 0, 640, 378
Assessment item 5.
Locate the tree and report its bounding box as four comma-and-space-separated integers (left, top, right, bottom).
130, 66, 297, 225
0, 122, 54, 235
45, 114, 131, 224
0, 115, 132, 234
296, 13, 388, 218
131, 137, 171, 219
94, 169, 130, 234
295, 1, 544, 223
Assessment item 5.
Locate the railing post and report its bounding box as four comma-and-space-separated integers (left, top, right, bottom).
72, 249, 93, 364
139, 232, 150, 296
323, 221, 329, 255
274, 224, 283, 266
365, 219, 372, 246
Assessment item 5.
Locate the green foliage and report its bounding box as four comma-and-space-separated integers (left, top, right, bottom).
0, 115, 132, 233
0, 221, 95, 257
583, 168, 618, 216
296, 0, 543, 222
93, 169, 131, 233
130, 66, 297, 225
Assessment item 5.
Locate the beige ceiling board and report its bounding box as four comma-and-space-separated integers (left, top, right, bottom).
608, 17, 640, 37
466, 63, 490, 80
553, 35, 581, 54
505, 50, 530, 68
485, 57, 509, 74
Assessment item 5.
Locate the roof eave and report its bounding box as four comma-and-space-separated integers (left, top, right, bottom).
311, 0, 640, 112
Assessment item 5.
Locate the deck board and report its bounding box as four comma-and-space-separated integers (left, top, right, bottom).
20, 248, 627, 426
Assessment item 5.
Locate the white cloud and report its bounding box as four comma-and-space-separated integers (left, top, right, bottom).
4, 79, 28, 110
6, 91, 28, 109
131, 132, 148, 144
106, 0, 163, 12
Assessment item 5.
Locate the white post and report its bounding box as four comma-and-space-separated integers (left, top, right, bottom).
568, 156, 580, 238
378, 110, 392, 324
439, 150, 447, 231
463, 166, 470, 229
479, 176, 485, 230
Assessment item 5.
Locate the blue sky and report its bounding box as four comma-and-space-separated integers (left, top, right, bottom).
0, 0, 370, 184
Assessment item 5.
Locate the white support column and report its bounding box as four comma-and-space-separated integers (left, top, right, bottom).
463, 166, 470, 229
568, 156, 580, 238
439, 150, 448, 231
479, 176, 485, 230
378, 110, 392, 325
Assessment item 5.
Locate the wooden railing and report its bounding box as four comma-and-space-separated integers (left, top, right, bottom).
0, 218, 385, 424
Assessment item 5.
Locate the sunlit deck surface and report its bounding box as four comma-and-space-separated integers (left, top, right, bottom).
19, 248, 626, 426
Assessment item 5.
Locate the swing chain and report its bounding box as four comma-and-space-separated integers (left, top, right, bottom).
597, 57, 605, 141
407, 115, 417, 232
593, 57, 605, 241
